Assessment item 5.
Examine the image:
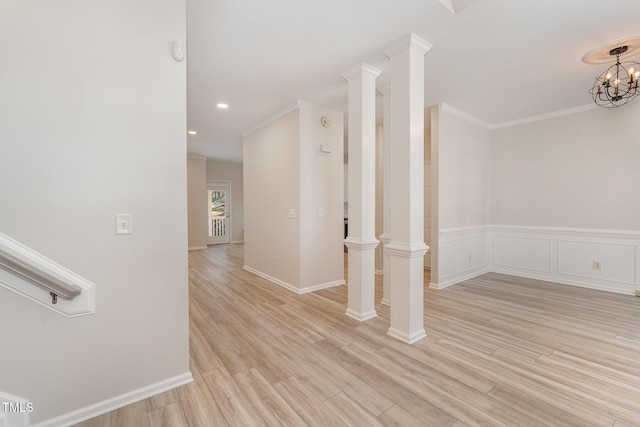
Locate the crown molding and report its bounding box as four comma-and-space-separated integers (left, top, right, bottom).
437, 0, 456, 13
242, 102, 300, 137
439, 103, 600, 131
376, 82, 390, 96
384, 33, 432, 58
490, 104, 598, 130
440, 103, 492, 129
437, 0, 480, 14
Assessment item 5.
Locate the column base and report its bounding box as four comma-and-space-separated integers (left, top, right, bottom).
345, 308, 377, 322
344, 236, 379, 323
386, 241, 429, 345
387, 327, 426, 344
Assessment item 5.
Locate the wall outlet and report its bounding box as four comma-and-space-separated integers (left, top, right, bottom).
592, 260, 602, 271
288, 209, 296, 219
115, 213, 132, 235
272, 256, 277, 266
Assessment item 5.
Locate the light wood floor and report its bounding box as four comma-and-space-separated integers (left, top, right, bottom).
76, 244, 640, 426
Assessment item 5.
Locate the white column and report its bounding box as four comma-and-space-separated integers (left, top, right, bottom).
378, 83, 391, 307
383, 34, 431, 344
342, 63, 381, 321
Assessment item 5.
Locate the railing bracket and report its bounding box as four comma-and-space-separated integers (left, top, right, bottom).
0, 232, 96, 317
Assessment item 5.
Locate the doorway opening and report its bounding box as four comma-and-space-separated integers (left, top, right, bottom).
207, 181, 231, 245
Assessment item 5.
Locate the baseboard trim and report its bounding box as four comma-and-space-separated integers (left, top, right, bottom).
430, 268, 490, 290
491, 267, 636, 296
188, 246, 207, 251
301, 280, 345, 294
242, 265, 345, 295
243, 265, 298, 293
32, 372, 193, 427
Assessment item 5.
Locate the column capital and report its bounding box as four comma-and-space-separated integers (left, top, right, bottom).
342, 63, 382, 81
378, 233, 391, 244
385, 242, 430, 258
344, 236, 380, 251
383, 33, 432, 58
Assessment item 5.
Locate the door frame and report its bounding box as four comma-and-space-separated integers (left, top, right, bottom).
207, 180, 232, 245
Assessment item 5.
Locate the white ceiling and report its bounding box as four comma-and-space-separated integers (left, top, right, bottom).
186, 0, 640, 163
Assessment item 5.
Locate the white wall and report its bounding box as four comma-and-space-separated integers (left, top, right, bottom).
298, 103, 345, 289
243, 104, 344, 293
206, 159, 245, 243
244, 109, 301, 289
432, 106, 492, 288
491, 103, 640, 230
188, 157, 208, 249
490, 103, 640, 295
0, 1, 190, 424
438, 108, 491, 229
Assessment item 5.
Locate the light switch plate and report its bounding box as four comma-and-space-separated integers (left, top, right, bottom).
115, 213, 133, 235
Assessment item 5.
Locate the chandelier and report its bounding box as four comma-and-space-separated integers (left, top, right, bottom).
590, 45, 640, 108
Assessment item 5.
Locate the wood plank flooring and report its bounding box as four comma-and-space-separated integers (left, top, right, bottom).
75, 244, 640, 426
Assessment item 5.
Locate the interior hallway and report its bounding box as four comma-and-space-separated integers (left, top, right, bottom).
75, 244, 640, 426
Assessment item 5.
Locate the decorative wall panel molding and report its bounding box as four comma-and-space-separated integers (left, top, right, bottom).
494, 235, 552, 273
491, 225, 640, 295
432, 226, 491, 289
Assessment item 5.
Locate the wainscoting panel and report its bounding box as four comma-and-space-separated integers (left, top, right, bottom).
494, 235, 551, 273
439, 240, 459, 280
432, 226, 491, 289
459, 238, 475, 272
558, 240, 636, 285
491, 226, 640, 295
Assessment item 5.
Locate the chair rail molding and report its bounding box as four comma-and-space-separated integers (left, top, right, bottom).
0, 232, 96, 317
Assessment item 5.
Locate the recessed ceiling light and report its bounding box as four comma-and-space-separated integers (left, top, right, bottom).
188, 130, 197, 135
217, 103, 229, 109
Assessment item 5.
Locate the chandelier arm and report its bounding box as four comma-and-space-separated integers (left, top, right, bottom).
589, 47, 640, 108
